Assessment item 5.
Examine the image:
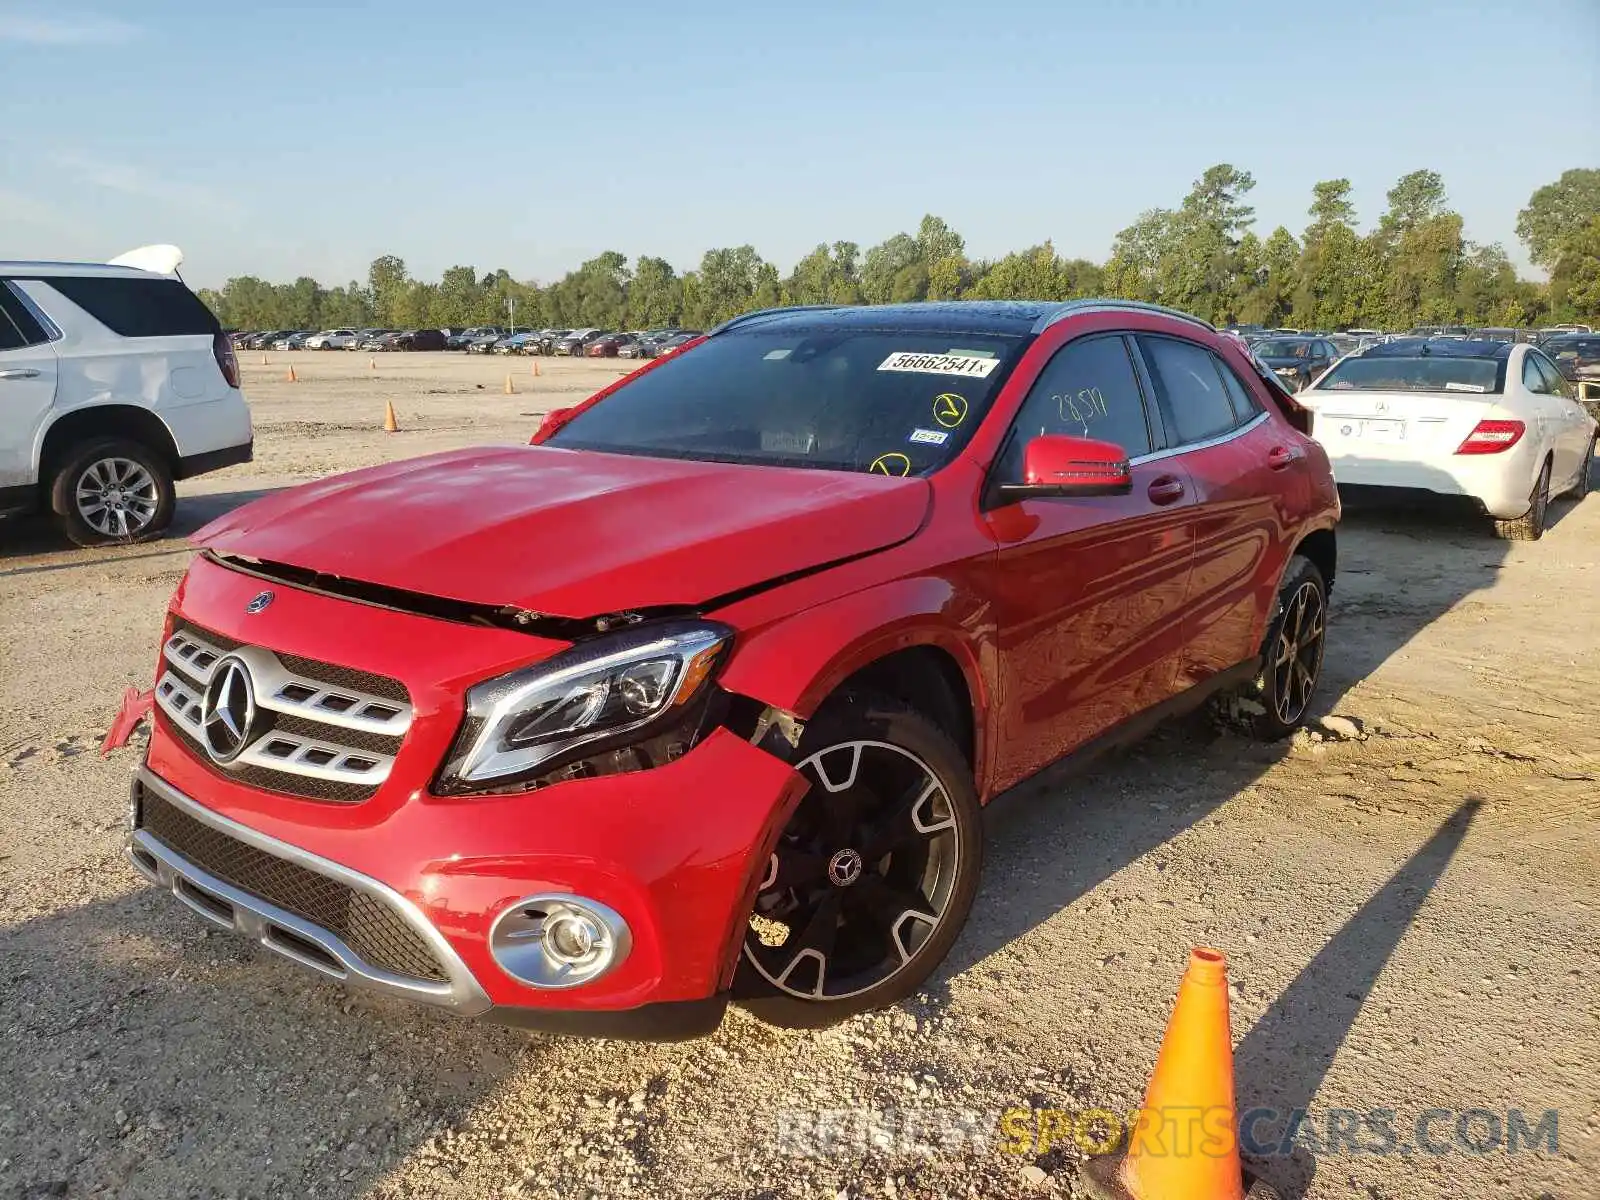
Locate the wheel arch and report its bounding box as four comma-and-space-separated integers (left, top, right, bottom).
38, 405, 180, 512
1292, 524, 1337, 595
718, 578, 993, 792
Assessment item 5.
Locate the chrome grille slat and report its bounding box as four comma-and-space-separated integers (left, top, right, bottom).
156, 620, 413, 800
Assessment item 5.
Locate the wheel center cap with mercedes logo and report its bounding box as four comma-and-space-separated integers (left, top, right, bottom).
200, 656, 257, 763
827, 848, 864, 887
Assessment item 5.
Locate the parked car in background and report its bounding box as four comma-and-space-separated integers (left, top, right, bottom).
585, 332, 637, 357
244, 330, 289, 351
122, 298, 1338, 1036
647, 331, 702, 358
466, 331, 505, 354
349, 328, 393, 349
1535, 324, 1594, 345
450, 326, 505, 350
618, 331, 669, 359
1469, 327, 1525, 343
1298, 337, 1595, 540
555, 329, 606, 356
305, 328, 356, 350
360, 331, 403, 352
1252, 336, 1341, 391
1542, 333, 1600, 418
0, 247, 253, 546
525, 329, 571, 356
392, 328, 447, 352
494, 332, 537, 354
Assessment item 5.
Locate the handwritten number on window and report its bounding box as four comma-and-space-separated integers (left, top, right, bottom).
1057, 386, 1109, 430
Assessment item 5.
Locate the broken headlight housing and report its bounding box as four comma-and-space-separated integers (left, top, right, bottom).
435, 621, 733, 795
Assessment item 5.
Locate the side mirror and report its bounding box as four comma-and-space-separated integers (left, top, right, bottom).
999, 434, 1133, 500
530, 406, 577, 445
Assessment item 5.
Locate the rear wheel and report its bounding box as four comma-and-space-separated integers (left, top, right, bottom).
50, 438, 175, 547
1494, 459, 1551, 541
1561, 436, 1595, 500
735, 691, 982, 1028
1233, 555, 1327, 740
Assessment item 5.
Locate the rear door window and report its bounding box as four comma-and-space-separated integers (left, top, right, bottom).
27, 276, 219, 337
0, 282, 52, 348
1136, 335, 1240, 445
995, 334, 1154, 480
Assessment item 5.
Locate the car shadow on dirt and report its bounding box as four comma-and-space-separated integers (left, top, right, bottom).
952, 464, 1514, 1197
0, 487, 282, 572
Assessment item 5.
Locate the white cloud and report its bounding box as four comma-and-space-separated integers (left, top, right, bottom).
0, 10, 138, 45
48, 152, 245, 220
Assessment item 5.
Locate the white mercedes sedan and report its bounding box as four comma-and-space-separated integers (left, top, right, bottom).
1297, 338, 1596, 540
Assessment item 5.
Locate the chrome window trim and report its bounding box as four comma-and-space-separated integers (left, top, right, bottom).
1032, 300, 1216, 335
1, 279, 65, 344
1129, 410, 1271, 467
127, 767, 491, 1014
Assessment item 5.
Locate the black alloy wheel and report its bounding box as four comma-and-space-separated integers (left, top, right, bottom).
737, 691, 981, 1028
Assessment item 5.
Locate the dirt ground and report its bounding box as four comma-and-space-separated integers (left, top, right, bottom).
2, 351, 1597, 1200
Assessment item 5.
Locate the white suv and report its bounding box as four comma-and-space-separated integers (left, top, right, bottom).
0, 248, 252, 546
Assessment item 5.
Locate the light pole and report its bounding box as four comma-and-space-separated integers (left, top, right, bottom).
507, 295, 515, 335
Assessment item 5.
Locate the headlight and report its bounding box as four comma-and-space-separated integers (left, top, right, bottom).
436, 621, 732, 794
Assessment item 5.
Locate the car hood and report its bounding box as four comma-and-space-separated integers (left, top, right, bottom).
192, 446, 932, 616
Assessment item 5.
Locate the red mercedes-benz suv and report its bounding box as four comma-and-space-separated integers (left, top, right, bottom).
124, 300, 1338, 1039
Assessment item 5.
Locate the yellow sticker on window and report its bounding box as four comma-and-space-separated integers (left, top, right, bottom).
869, 452, 912, 477
932, 393, 968, 429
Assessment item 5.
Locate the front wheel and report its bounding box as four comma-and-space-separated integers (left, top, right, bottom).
50, 438, 175, 547
735, 691, 982, 1028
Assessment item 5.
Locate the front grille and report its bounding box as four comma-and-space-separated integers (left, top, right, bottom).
155, 618, 412, 804
138, 782, 448, 983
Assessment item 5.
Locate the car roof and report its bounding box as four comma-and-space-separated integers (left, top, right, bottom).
712, 298, 1215, 338
1361, 336, 1514, 361
0, 260, 173, 279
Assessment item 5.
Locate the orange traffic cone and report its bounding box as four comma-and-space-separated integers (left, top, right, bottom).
286, 364, 298, 383
260, 353, 268, 366
1081, 949, 1277, 1200
382, 401, 399, 433
369, 357, 377, 370
504, 374, 515, 395
532, 358, 541, 377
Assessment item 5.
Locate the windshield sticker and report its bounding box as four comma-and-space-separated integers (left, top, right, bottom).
943, 348, 996, 359
869, 452, 912, 477
878, 352, 1000, 379
763, 348, 792, 360
932, 393, 969, 428
1443, 381, 1487, 393
908, 428, 949, 446
761, 430, 816, 454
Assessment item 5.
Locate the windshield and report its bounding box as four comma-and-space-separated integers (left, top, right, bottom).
548, 327, 1025, 475
1315, 355, 1503, 394
1256, 339, 1312, 358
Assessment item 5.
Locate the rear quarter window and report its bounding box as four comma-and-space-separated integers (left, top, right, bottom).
28, 276, 219, 338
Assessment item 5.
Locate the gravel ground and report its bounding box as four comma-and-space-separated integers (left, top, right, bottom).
2, 353, 1597, 1200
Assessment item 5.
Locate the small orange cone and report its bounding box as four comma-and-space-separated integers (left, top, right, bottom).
504, 374, 515, 395
286, 364, 297, 383
1081, 948, 1276, 1200
260, 353, 268, 366
382, 401, 399, 433
369, 357, 377, 370
532, 358, 541, 377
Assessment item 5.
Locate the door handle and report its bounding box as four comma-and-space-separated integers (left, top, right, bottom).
1147, 475, 1185, 505
1267, 446, 1298, 471
0, 369, 41, 380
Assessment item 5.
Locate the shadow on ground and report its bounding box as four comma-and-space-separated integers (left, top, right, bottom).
0, 487, 282, 571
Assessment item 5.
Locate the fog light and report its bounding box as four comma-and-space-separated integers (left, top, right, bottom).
489, 894, 631, 989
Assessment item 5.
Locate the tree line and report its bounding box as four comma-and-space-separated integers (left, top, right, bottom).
198, 166, 1600, 334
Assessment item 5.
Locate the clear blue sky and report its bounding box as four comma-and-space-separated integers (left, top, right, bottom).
2, 0, 1596, 289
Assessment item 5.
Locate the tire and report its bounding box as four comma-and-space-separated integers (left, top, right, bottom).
1234, 554, 1328, 740
1494, 459, 1551, 541
50, 437, 175, 548
734, 690, 983, 1028
1561, 436, 1595, 500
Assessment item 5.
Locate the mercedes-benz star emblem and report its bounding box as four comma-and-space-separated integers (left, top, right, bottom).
827, 848, 864, 887
245, 590, 275, 614
200, 657, 257, 764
